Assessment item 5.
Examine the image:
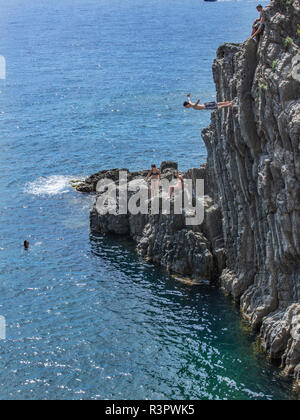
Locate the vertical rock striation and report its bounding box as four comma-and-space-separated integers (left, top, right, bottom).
202, 0, 300, 389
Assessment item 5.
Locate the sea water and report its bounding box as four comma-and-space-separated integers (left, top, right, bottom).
0, 0, 294, 399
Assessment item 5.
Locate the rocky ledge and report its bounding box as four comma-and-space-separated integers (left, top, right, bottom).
77, 0, 300, 393
77, 162, 226, 283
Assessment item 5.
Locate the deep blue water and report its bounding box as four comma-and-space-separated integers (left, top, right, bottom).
0, 0, 293, 400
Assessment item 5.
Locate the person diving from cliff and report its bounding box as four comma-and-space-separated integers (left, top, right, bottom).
183, 93, 232, 111
250, 5, 264, 41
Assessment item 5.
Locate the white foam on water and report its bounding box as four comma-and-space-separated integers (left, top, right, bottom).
25, 175, 80, 196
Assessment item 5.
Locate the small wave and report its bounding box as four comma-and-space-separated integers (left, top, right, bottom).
25, 175, 78, 196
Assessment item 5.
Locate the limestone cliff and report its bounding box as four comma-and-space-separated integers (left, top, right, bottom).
202, 0, 300, 390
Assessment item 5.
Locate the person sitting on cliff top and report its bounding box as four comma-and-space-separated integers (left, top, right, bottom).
250, 4, 264, 41
183, 94, 233, 111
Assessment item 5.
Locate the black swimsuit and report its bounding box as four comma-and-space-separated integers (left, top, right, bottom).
204, 101, 218, 110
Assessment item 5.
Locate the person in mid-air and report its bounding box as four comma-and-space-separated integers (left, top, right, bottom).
183, 94, 232, 111
250, 4, 264, 41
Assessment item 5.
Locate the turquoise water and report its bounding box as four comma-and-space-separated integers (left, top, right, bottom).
0, 0, 293, 400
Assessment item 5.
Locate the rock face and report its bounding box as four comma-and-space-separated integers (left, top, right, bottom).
202, 0, 300, 389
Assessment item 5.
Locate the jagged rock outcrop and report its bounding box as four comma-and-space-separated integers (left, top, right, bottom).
85, 162, 225, 282
202, 0, 300, 389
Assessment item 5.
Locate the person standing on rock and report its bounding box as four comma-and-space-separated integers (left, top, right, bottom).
183, 94, 232, 111
146, 164, 161, 197
170, 171, 184, 198
250, 5, 264, 41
